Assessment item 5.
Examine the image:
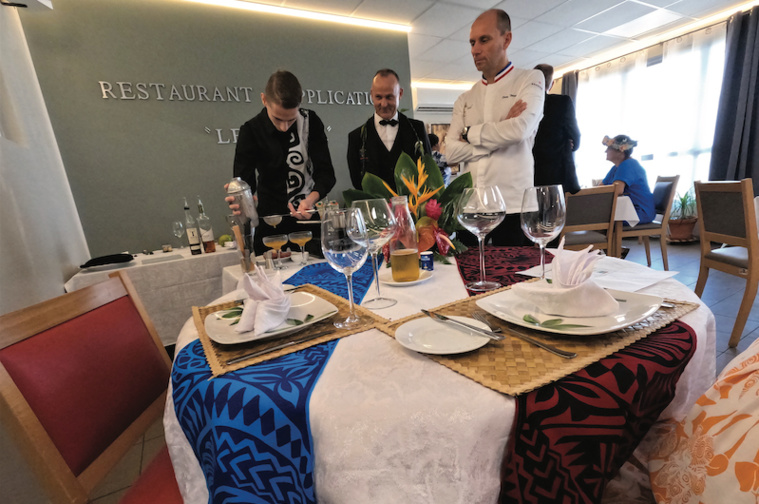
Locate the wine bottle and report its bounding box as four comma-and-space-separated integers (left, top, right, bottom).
183, 197, 202, 255
197, 196, 216, 253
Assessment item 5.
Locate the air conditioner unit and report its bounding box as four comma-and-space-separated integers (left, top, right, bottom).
415, 105, 454, 113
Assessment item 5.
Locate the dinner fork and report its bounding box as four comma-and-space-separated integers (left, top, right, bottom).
473, 311, 577, 359
471, 311, 502, 333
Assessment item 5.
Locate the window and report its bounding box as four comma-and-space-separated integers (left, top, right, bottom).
574, 23, 726, 195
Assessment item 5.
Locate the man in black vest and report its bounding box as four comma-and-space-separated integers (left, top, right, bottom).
347, 69, 431, 190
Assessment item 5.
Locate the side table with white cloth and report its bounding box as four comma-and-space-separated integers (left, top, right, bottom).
65, 247, 240, 345
612, 195, 639, 256
164, 250, 716, 504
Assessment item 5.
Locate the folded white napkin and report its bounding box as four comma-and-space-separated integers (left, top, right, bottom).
511, 238, 619, 317
234, 265, 292, 335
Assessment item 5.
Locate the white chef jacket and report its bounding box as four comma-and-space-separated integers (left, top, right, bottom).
446, 63, 545, 214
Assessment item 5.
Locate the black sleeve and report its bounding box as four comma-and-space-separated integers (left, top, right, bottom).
564, 97, 581, 152
307, 111, 336, 199
346, 126, 365, 189
233, 121, 258, 193
418, 122, 432, 156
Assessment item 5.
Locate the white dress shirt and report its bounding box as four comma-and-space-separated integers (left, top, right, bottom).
374, 112, 399, 151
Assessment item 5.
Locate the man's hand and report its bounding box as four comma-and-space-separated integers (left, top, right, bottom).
504, 99, 527, 119
288, 191, 320, 220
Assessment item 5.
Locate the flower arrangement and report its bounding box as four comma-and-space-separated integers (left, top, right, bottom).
343, 151, 472, 260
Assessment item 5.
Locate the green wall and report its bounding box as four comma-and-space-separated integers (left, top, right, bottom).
19, 0, 411, 256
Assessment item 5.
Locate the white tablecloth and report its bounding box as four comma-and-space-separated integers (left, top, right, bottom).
65, 247, 240, 345
615, 195, 640, 227
164, 258, 715, 503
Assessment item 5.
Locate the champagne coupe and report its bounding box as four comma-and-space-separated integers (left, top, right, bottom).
350, 199, 397, 309
172, 221, 185, 248
321, 208, 369, 329
288, 231, 313, 264
456, 186, 507, 292
262, 234, 288, 269
520, 185, 566, 279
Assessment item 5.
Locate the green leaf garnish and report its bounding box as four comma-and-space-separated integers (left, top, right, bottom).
523, 313, 589, 329
304, 314, 314, 322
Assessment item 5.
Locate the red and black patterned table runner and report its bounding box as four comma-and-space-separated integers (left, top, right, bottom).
456, 246, 697, 503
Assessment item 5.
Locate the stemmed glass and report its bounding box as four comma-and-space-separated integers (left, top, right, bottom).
520, 185, 566, 279
288, 231, 313, 264
262, 234, 289, 269
456, 186, 507, 292
321, 208, 369, 329
351, 199, 397, 309
172, 221, 185, 248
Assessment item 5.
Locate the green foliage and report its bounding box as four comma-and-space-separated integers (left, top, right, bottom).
672, 189, 697, 220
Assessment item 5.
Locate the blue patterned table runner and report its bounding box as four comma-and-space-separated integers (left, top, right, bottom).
172, 257, 378, 503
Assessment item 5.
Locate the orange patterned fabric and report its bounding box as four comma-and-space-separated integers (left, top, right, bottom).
647, 340, 759, 503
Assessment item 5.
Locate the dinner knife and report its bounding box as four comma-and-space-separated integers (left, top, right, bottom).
226, 329, 333, 365
421, 309, 504, 341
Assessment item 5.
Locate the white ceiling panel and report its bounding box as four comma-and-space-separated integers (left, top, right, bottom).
283, 0, 362, 15
492, 0, 568, 21
408, 32, 444, 56
352, 0, 433, 24
528, 28, 597, 53
508, 20, 565, 50
259, 0, 746, 82
557, 33, 625, 57
410, 2, 483, 37
418, 38, 471, 62
575, 2, 657, 33
534, 0, 627, 27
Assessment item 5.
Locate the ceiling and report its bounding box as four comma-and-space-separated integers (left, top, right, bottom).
257, 0, 749, 84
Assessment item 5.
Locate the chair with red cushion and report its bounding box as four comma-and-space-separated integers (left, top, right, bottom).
0, 271, 182, 503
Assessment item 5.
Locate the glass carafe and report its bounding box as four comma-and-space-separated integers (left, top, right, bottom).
389, 196, 420, 282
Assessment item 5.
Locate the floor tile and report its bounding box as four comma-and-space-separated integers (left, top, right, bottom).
90, 441, 141, 499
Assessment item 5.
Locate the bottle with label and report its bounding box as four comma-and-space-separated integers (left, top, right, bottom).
196, 196, 216, 253
389, 195, 420, 282
183, 197, 202, 255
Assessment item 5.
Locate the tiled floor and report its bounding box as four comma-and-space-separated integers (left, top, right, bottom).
620, 236, 758, 374
93, 238, 756, 498
90, 418, 166, 503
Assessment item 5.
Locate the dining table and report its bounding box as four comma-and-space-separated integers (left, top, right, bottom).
164, 246, 716, 504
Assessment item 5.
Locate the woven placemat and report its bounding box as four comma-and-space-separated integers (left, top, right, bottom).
194, 284, 387, 377
377, 285, 699, 396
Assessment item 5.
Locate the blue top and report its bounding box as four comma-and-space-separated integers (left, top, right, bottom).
602, 158, 655, 225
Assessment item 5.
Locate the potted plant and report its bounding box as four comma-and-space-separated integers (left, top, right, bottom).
668, 189, 698, 241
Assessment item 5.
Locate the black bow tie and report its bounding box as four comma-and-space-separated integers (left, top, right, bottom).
379, 119, 398, 127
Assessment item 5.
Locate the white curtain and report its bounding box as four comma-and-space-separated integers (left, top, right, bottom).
574, 23, 727, 196
0, 6, 89, 316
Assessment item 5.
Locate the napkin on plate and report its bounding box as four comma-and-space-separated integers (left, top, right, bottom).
511, 238, 619, 317
235, 265, 292, 335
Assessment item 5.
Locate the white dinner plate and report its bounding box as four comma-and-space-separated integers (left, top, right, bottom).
204, 291, 338, 345
475, 288, 662, 336
378, 268, 433, 286
395, 316, 490, 355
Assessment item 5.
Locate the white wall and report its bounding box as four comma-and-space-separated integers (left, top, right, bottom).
0, 7, 88, 316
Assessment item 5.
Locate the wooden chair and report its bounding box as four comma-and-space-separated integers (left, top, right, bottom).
0, 271, 182, 504
560, 181, 623, 256
694, 179, 759, 348
614, 175, 679, 270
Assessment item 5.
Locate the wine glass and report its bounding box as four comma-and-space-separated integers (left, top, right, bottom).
520, 185, 566, 279
262, 234, 289, 269
172, 221, 185, 248
321, 208, 369, 329
351, 199, 397, 309
456, 186, 507, 292
288, 230, 313, 264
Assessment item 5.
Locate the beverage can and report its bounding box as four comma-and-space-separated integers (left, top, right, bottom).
420, 251, 434, 271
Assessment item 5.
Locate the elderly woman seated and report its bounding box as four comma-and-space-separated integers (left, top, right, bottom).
601, 134, 656, 226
